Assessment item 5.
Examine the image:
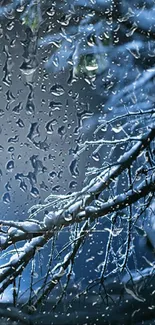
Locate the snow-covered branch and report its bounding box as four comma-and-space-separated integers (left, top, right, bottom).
77, 175, 155, 221
0, 127, 154, 307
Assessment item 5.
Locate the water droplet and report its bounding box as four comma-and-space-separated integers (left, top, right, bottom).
12, 102, 23, 114
8, 135, 19, 143
69, 159, 79, 178
8, 146, 14, 153
41, 99, 46, 105
16, 118, 25, 128
97, 250, 104, 256
3, 192, 11, 204
57, 13, 72, 26
33, 138, 49, 151
5, 181, 11, 191
45, 120, 55, 134
128, 47, 140, 59
20, 60, 38, 76
40, 181, 48, 191
69, 181, 77, 189
86, 62, 98, 72
126, 23, 138, 37
27, 122, 39, 142
104, 227, 123, 237
20, 180, 27, 192
2, 46, 13, 87
41, 84, 46, 92
4, 7, 15, 20
30, 155, 47, 173
47, 7, 55, 17
50, 84, 65, 96
92, 152, 100, 162
0, 26, 3, 38
63, 212, 72, 221
6, 90, 15, 102
112, 125, 122, 133
16, 5, 25, 13
49, 101, 62, 112
49, 171, 57, 178
10, 39, 16, 48
6, 21, 14, 31
30, 186, 39, 197
26, 100, 35, 115
0, 109, 4, 117
6, 160, 14, 172
15, 173, 23, 181
58, 171, 63, 178
2, 68, 12, 86
51, 53, 59, 68
52, 185, 60, 192
58, 126, 66, 137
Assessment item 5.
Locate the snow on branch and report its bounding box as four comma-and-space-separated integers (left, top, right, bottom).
78, 175, 155, 221
0, 127, 154, 308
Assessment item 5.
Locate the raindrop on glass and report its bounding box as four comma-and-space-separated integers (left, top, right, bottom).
50, 84, 65, 96
3, 192, 11, 204
6, 160, 14, 172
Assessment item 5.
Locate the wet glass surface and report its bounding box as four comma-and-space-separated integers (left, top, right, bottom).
0, 1, 155, 324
